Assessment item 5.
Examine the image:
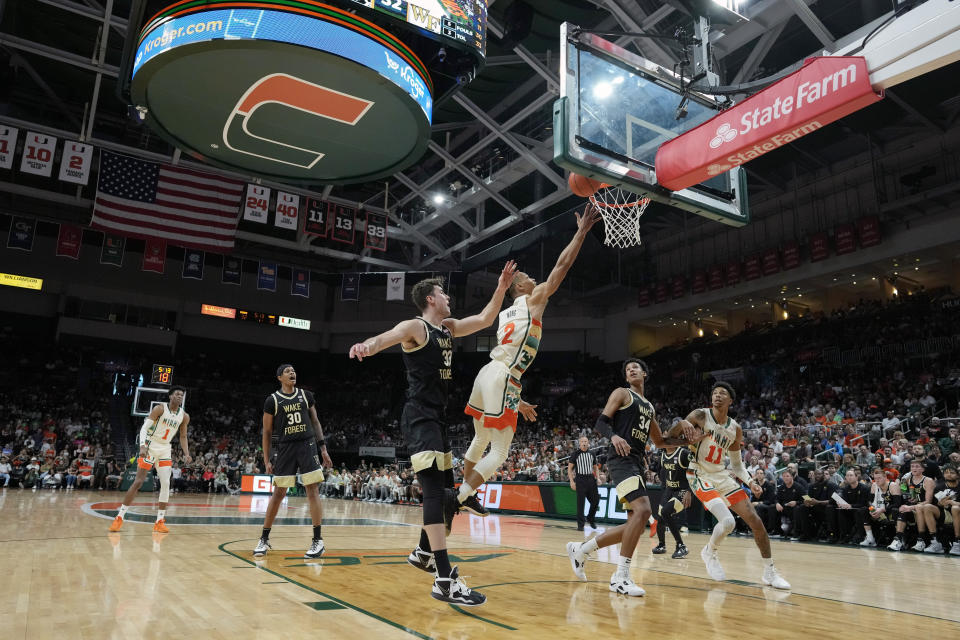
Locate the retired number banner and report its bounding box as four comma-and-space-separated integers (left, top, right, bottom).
243, 184, 270, 223
0, 126, 18, 169
365, 212, 387, 251
58, 141, 94, 185
331, 203, 356, 244
304, 197, 327, 236
20, 131, 57, 177
274, 191, 300, 230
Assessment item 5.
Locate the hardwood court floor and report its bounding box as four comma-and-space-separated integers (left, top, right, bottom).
1, 489, 958, 639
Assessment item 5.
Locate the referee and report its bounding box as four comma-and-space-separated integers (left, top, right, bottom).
568, 436, 600, 531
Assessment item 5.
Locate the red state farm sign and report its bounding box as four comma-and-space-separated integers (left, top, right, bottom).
656, 57, 882, 191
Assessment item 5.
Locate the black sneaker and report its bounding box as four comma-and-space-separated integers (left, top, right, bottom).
672, 543, 689, 559
587, 520, 597, 529
460, 493, 488, 517
407, 546, 436, 573
652, 543, 667, 555
432, 566, 486, 606
443, 488, 459, 535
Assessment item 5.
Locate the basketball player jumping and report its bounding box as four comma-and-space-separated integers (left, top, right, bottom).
253, 364, 333, 559
110, 386, 191, 533
673, 381, 790, 589
457, 206, 600, 514
566, 359, 688, 596
349, 261, 516, 606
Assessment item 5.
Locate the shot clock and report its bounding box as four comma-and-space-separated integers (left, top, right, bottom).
151, 364, 174, 386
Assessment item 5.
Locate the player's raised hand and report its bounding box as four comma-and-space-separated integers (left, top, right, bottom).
575, 204, 602, 234
518, 400, 538, 422
349, 342, 369, 361
496, 260, 518, 290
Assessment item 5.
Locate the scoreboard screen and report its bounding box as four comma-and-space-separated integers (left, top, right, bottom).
151, 364, 174, 385
349, 0, 487, 57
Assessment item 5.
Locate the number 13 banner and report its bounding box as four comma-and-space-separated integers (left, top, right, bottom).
365, 211, 387, 251
274, 191, 300, 230
331, 203, 356, 244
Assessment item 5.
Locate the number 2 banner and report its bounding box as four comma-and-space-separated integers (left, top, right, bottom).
0, 126, 18, 170
243, 184, 270, 223
364, 211, 387, 251
274, 191, 300, 230
331, 203, 356, 245
58, 141, 94, 185
20, 131, 57, 177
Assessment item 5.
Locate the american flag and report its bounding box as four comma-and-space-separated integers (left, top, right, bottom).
91, 151, 244, 252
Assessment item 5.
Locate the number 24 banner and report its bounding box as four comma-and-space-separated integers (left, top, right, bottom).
365, 212, 387, 251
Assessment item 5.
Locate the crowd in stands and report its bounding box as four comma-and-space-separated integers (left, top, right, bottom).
2, 291, 959, 554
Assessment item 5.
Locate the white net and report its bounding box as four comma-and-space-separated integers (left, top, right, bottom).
589, 185, 651, 248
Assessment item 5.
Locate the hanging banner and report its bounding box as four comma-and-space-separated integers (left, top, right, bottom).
671, 275, 686, 299
365, 211, 388, 251
274, 191, 300, 231
58, 141, 94, 185
304, 197, 327, 236
637, 286, 651, 307
725, 260, 741, 286
654, 281, 669, 304
331, 203, 356, 244
243, 184, 270, 223
761, 248, 780, 275
7, 216, 35, 251
858, 215, 881, 248
809, 231, 830, 262
141, 237, 166, 273
56, 223, 83, 259
19, 131, 57, 177
291, 267, 310, 298
0, 126, 18, 170
222, 256, 242, 285
386, 272, 405, 301
100, 234, 125, 266
258, 261, 277, 292
835, 223, 857, 255
656, 57, 882, 191
708, 264, 724, 290
782, 242, 801, 270
691, 270, 707, 295
182, 248, 204, 280
744, 254, 762, 280
341, 273, 359, 301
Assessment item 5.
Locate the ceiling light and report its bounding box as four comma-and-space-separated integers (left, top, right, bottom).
432, 194, 444, 205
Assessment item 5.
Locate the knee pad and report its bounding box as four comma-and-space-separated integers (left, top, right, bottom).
473, 430, 513, 483
464, 423, 489, 463
157, 465, 172, 502
417, 467, 445, 525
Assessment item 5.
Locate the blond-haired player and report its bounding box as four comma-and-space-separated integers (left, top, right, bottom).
110, 386, 191, 533
674, 381, 789, 589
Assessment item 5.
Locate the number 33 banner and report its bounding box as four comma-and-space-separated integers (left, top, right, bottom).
58, 141, 94, 185
20, 131, 57, 177
365, 212, 387, 251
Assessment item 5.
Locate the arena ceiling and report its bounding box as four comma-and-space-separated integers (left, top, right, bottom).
1, 1, 959, 297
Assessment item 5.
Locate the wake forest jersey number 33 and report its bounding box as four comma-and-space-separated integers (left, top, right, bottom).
264, 388, 316, 442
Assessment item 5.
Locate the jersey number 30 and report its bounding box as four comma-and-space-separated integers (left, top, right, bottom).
287, 412, 303, 425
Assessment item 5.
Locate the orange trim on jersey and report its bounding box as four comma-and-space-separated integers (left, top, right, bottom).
483, 408, 519, 432
695, 487, 721, 504
158, 460, 173, 467
726, 488, 748, 506
531, 318, 543, 327
464, 404, 483, 420
137, 458, 152, 470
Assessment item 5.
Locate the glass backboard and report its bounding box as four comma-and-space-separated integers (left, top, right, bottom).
553, 22, 749, 226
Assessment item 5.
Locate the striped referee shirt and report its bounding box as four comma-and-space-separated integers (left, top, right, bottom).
572, 450, 596, 477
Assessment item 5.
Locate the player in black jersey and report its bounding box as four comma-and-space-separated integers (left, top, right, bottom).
918, 463, 959, 554
254, 364, 332, 560
350, 262, 516, 607
651, 444, 691, 558
566, 359, 686, 597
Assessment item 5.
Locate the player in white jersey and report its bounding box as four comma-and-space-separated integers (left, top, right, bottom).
456, 206, 599, 515
673, 382, 790, 589
110, 386, 192, 533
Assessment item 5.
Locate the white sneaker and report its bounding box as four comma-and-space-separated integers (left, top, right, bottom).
949, 541, 960, 556
432, 566, 486, 606
923, 540, 944, 554
609, 573, 645, 596
304, 538, 325, 559
566, 542, 587, 581
253, 538, 272, 557
911, 540, 926, 552
859, 535, 877, 547
761, 564, 791, 590
700, 545, 725, 581
887, 538, 904, 551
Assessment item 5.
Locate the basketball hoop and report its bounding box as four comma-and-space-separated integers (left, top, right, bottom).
589, 185, 651, 249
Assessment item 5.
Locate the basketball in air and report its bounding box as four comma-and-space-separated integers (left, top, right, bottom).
568, 172, 603, 197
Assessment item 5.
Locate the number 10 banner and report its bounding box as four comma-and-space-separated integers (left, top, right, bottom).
20, 131, 57, 177
365, 211, 387, 251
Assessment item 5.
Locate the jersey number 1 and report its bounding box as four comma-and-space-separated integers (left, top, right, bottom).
705, 445, 723, 464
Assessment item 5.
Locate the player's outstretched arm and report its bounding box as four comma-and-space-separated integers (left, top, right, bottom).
179, 413, 192, 464
676, 408, 708, 443
442, 260, 517, 338
649, 416, 688, 448
528, 206, 600, 306
349, 318, 427, 361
